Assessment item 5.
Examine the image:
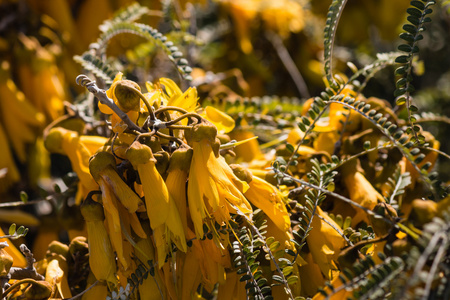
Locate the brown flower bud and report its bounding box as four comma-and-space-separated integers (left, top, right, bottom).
88, 151, 117, 182
126, 141, 155, 165
114, 80, 141, 112
230, 164, 253, 184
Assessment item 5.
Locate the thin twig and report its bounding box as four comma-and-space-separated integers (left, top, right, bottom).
63, 281, 99, 300
266, 31, 310, 99
76, 75, 144, 133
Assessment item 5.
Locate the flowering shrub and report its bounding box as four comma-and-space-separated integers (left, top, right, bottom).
0, 1, 449, 299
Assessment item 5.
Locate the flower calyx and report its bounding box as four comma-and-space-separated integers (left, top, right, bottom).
114, 80, 141, 113
168, 144, 193, 173
230, 164, 253, 184
126, 141, 155, 166
88, 151, 117, 182
80, 197, 105, 222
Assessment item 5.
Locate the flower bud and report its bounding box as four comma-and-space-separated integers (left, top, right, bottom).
44, 127, 65, 154
47, 241, 69, 259
369, 203, 398, 236
409, 199, 437, 227
114, 80, 141, 112
168, 145, 193, 173
69, 236, 88, 257
23, 280, 52, 300
88, 151, 117, 182
230, 164, 253, 184
190, 122, 217, 143
126, 141, 155, 165
80, 198, 105, 222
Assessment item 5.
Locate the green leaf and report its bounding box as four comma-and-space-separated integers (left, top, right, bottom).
272, 275, 284, 283
398, 44, 412, 52
407, 7, 423, 17
395, 65, 408, 75
407, 15, 420, 26
395, 55, 409, 63
301, 116, 311, 126
8, 223, 16, 236
411, 0, 425, 10
399, 32, 415, 43
17, 226, 25, 236
20, 191, 28, 203
396, 97, 406, 106
402, 24, 417, 34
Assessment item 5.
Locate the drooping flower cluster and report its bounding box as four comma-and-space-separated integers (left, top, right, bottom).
39, 72, 448, 299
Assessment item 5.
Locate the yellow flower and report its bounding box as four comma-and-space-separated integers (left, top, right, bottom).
126, 141, 187, 268
298, 252, 325, 297
217, 271, 247, 300
231, 165, 291, 232
221, 0, 305, 53
0, 123, 20, 194
178, 233, 203, 299
166, 145, 193, 231
341, 160, 385, 226
89, 151, 145, 215
306, 206, 345, 280
135, 234, 167, 300
80, 197, 117, 285
44, 127, 107, 204
98, 72, 141, 134
187, 122, 252, 238
0, 61, 45, 163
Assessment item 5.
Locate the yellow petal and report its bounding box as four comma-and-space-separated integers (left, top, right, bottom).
201, 106, 235, 133
306, 207, 345, 280
245, 176, 290, 232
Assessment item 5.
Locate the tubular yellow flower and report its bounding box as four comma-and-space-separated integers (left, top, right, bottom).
231, 164, 291, 232
341, 160, 385, 226
298, 252, 326, 297
103, 194, 132, 271
135, 235, 166, 300
180, 246, 203, 299
306, 206, 345, 280
126, 141, 187, 268
45, 256, 72, 298
0, 123, 20, 194
166, 145, 193, 230
0, 61, 45, 163
0, 227, 26, 268
188, 122, 252, 238
89, 151, 144, 214
80, 198, 117, 285
217, 271, 247, 300
44, 127, 107, 204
